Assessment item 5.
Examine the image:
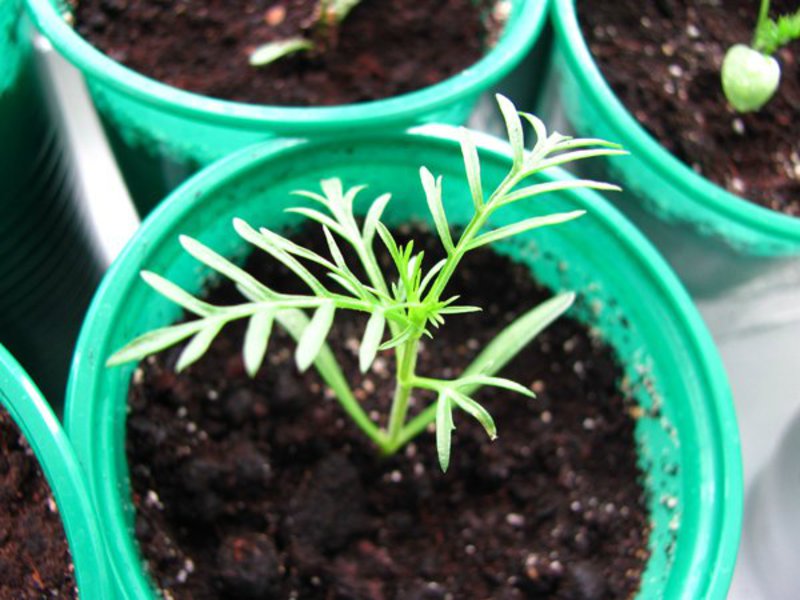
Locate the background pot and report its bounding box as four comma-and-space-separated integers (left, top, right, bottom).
66, 126, 741, 599
26, 0, 548, 216
0, 344, 112, 598
1, 0, 103, 409
537, 0, 800, 299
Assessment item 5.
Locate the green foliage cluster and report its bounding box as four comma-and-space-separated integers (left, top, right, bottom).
108, 96, 625, 471
753, 0, 800, 55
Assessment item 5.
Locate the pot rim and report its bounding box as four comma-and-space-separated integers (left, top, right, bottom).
551, 0, 800, 248
0, 344, 111, 599
26, 0, 546, 132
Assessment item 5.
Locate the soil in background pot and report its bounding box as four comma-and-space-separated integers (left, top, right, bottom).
578, 0, 800, 216
126, 226, 651, 599
71, 0, 503, 106
0, 406, 77, 599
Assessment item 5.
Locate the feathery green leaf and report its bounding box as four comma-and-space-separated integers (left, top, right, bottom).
448, 390, 497, 440
296, 302, 336, 371
176, 321, 224, 372
243, 309, 276, 377
106, 320, 207, 367
180, 234, 274, 301
463, 293, 576, 385
436, 392, 455, 472
359, 311, 386, 373
467, 211, 586, 251
496, 94, 524, 167
140, 271, 216, 317
363, 193, 392, 243
235, 218, 328, 296
420, 167, 454, 254
459, 128, 484, 210
285, 207, 347, 238
455, 375, 535, 398
499, 180, 621, 207
534, 148, 629, 173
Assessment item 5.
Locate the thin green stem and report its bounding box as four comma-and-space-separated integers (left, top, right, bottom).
754, 0, 771, 50
410, 376, 446, 391
758, 0, 771, 32
384, 336, 420, 449
424, 170, 521, 305
387, 404, 437, 454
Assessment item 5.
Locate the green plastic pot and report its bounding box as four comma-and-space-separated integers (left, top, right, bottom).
0, 344, 112, 598
1, 0, 104, 408
66, 126, 741, 599
539, 0, 800, 297
26, 0, 548, 216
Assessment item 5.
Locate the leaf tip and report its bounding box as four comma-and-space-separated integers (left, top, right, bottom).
232, 217, 251, 236
105, 353, 124, 368
294, 349, 311, 373
494, 92, 512, 107
139, 270, 157, 285
438, 455, 450, 473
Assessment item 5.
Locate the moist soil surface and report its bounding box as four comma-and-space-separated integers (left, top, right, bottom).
127, 227, 650, 599
578, 0, 800, 216
0, 406, 77, 599
71, 0, 501, 106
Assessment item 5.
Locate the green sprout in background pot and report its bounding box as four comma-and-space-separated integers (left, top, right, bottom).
249, 0, 365, 66
107, 96, 626, 472
721, 0, 800, 112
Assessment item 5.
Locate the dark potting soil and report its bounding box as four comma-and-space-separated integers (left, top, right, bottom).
0, 406, 77, 599
71, 0, 502, 106
127, 226, 650, 599
578, 0, 800, 216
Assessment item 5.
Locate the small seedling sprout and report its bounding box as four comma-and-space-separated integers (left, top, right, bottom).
107, 95, 626, 472
721, 0, 800, 112
250, 0, 365, 67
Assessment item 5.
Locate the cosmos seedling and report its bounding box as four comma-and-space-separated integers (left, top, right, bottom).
721, 0, 800, 112
249, 0, 364, 67
107, 95, 625, 471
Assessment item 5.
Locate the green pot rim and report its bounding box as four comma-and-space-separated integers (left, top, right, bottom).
550, 0, 800, 248
0, 344, 111, 599
65, 126, 741, 600
26, 0, 546, 133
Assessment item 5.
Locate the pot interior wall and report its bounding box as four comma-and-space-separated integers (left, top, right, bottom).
69, 132, 738, 599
